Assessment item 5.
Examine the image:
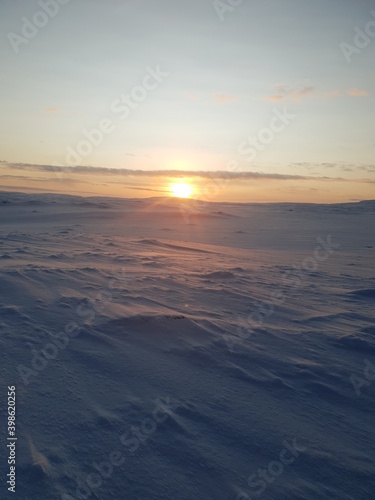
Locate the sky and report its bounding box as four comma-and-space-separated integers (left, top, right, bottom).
0, 0, 374, 202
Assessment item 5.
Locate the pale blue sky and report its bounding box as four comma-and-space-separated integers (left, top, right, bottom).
0, 0, 374, 200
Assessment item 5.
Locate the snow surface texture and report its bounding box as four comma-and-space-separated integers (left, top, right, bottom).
0, 191, 374, 499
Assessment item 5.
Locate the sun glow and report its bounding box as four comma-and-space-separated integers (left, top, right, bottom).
170, 182, 193, 198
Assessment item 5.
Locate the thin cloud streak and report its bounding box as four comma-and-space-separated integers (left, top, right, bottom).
264, 85, 369, 103
214, 93, 238, 103
1, 161, 374, 183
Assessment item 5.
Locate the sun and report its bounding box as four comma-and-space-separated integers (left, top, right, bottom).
170, 182, 193, 198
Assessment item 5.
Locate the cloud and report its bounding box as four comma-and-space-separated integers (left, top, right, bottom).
356, 165, 375, 173
125, 186, 169, 193
185, 93, 199, 101
2, 161, 308, 180
45, 108, 60, 114
264, 85, 369, 103
1, 160, 370, 183
291, 162, 375, 174
0, 173, 96, 185
213, 93, 238, 103
263, 95, 284, 103
346, 88, 368, 97
0, 185, 98, 195
264, 85, 315, 103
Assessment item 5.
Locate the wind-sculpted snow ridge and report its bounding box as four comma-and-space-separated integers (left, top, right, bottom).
0, 192, 374, 499
136, 238, 214, 253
